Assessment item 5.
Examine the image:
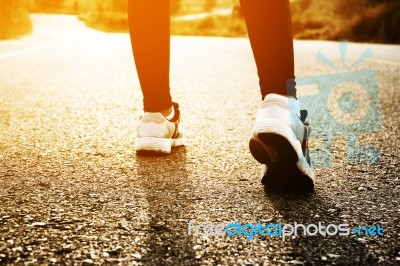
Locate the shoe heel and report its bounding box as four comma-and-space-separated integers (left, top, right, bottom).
257, 133, 299, 163
249, 133, 298, 164
249, 138, 271, 164
136, 137, 172, 154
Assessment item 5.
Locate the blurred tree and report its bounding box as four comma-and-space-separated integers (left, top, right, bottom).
30, 0, 78, 14
78, 0, 128, 32
232, 3, 242, 18
0, 0, 32, 39
171, 0, 181, 15
298, 0, 312, 10
204, 0, 216, 12
334, 0, 400, 43
30, 0, 63, 12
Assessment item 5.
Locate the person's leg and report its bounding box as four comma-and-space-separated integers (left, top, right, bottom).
239, 0, 296, 99
128, 1, 183, 154
128, 0, 172, 112
243, 0, 315, 189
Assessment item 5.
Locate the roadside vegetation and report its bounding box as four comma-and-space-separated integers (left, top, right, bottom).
2, 0, 398, 43
290, 0, 400, 43
75, 0, 400, 43
0, 0, 32, 39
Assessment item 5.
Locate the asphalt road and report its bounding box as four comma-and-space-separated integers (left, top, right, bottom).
0, 15, 399, 265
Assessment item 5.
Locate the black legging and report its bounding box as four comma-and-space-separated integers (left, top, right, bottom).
128, 0, 295, 112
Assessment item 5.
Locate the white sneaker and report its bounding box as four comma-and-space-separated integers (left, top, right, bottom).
136, 103, 184, 154
249, 94, 316, 190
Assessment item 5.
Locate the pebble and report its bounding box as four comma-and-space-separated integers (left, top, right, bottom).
358, 186, 367, 191
12, 247, 23, 252
90, 251, 97, 259
132, 253, 142, 259
327, 253, 340, 258
288, 260, 304, 265
321, 256, 327, 261
193, 245, 201, 250
30, 222, 46, 227
83, 259, 93, 264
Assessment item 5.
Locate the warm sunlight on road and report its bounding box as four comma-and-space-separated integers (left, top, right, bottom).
0, 14, 399, 265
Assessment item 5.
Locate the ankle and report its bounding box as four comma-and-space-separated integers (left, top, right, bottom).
160, 105, 173, 119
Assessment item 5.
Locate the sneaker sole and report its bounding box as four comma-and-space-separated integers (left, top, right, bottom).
249, 136, 314, 190
136, 137, 184, 155
250, 118, 315, 190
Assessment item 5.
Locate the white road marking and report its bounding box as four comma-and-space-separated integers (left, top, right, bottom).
0, 33, 59, 61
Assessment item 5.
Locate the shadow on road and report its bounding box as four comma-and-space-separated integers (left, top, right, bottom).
263, 190, 378, 265
135, 147, 199, 265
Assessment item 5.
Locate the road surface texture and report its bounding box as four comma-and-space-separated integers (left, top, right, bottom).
0, 15, 399, 265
